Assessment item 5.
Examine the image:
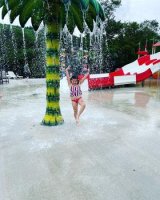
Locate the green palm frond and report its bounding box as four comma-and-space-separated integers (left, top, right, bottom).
0, 0, 4, 8
2, 4, 8, 19
10, 4, 22, 23
90, 0, 100, 14
8, 0, 19, 10
85, 13, 94, 31
31, 8, 44, 30
0, 0, 105, 32
19, 0, 36, 27
19, 0, 44, 28
60, 4, 66, 29
80, 0, 90, 10
70, 2, 84, 33
67, 10, 75, 34
98, 2, 105, 21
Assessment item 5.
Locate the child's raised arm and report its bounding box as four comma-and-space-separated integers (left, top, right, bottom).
65, 66, 71, 86
79, 68, 90, 85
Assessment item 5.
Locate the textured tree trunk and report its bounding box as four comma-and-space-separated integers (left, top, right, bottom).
42, 23, 64, 126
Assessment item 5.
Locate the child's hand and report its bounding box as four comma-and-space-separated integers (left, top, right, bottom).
66, 66, 71, 71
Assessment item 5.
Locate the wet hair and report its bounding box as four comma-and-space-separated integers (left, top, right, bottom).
70, 75, 78, 80
70, 75, 79, 83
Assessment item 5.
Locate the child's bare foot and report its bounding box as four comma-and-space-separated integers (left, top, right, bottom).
76, 116, 80, 125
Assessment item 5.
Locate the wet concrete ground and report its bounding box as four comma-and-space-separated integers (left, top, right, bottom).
0, 78, 160, 200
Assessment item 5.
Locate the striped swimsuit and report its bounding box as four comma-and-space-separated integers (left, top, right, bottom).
70, 85, 82, 103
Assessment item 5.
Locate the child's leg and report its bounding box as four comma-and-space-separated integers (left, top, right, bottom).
77, 98, 86, 122
72, 101, 78, 120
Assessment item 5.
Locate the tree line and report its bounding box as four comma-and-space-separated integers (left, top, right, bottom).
0, 0, 160, 76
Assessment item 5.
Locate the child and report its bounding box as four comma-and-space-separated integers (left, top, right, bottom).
66, 66, 89, 124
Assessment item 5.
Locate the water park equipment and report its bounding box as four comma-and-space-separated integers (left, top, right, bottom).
87, 52, 160, 90
0, 0, 105, 126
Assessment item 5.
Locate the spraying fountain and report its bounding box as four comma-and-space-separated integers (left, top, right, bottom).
0, 0, 105, 126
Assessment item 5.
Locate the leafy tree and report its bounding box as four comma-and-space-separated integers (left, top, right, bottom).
100, 0, 121, 72
107, 20, 160, 69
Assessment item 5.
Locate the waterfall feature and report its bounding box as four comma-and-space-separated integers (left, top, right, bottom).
34, 26, 46, 78
22, 28, 30, 77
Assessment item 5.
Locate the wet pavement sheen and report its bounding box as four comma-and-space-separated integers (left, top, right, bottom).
0, 79, 160, 200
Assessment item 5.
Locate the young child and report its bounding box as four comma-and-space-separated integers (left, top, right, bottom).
66, 66, 89, 124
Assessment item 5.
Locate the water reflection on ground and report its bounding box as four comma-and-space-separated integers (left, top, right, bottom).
0, 78, 160, 200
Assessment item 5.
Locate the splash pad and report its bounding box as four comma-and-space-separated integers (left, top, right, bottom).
0, 0, 105, 126
1, 77, 160, 200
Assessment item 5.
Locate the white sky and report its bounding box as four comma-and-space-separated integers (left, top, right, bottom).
115, 0, 160, 23
0, 0, 160, 27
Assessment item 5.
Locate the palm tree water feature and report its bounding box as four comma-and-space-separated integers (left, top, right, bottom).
0, 0, 105, 126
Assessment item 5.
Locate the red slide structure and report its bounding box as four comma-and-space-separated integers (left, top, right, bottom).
87, 52, 160, 90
